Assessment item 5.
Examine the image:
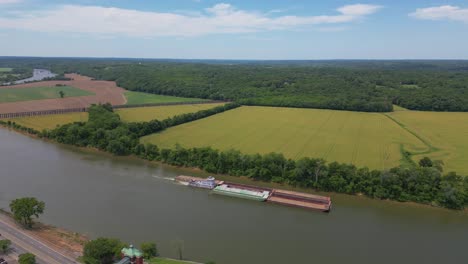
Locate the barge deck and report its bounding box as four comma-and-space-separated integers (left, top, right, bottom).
175, 175, 332, 212
267, 189, 331, 212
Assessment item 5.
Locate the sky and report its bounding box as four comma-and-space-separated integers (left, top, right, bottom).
0, 0, 467, 59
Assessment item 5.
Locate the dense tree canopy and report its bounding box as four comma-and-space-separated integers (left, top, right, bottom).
9, 197, 45, 228
2, 57, 468, 112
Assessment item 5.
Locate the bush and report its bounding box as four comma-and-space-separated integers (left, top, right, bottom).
83, 238, 126, 264
18, 253, 36, 264
140, 242, 158, 259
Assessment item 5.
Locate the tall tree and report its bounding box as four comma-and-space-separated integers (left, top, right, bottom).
9, 197, 45, 228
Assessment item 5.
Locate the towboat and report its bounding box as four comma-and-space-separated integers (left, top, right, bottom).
188, 176, 217, 189
175, 175, 221, 189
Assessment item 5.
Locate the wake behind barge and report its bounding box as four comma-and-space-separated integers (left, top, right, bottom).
175, 175, 332, 212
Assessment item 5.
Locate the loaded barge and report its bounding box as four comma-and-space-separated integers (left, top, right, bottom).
175, 175, 332, 212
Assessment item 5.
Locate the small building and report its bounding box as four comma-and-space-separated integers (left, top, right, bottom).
117, 245, 143, 264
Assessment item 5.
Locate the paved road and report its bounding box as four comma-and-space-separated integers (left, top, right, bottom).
0, 217, 78, 264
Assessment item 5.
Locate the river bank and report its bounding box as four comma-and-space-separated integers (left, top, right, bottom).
0, 209, 86, 259
0, 209, 200, 264
1, 124, 466, 214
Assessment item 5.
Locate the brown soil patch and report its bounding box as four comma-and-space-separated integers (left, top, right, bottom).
0, 210, 88, 259
31, 222, 88, 258
0, 74, 127, 114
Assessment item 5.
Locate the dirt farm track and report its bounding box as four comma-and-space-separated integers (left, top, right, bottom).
0, 74, 127, 114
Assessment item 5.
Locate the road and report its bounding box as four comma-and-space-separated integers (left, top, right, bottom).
0, 215, 78, 264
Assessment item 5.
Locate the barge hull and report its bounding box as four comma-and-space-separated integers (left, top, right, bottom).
267, 196, 330, 212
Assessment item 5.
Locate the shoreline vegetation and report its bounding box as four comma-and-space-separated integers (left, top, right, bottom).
1, 103, 466, 210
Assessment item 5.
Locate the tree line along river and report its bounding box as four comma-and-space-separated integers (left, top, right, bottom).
0, 128, 467, 264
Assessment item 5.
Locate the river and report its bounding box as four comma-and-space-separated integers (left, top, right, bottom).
0, 128, 467, 264
13, 69, 56, 84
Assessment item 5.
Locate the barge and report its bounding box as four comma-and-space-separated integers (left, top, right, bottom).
213, 184, 270, 201
267, 189, 332, 212
175, 175, 332, 212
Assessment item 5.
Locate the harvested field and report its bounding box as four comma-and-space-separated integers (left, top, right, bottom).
0, 86, 93, 103
0, 74, 126, 114
116, 103, 225, 122
124, 91, 209, 105
142, 106, 429, 170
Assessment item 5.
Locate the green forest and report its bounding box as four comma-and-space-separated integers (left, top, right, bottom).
2, 57, 468, 112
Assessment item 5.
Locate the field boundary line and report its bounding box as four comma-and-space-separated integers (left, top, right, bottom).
382, 113, 442, 166
382, 113, 439, 153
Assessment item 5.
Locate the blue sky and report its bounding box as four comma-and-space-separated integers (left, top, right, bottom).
0, 0, 467, 59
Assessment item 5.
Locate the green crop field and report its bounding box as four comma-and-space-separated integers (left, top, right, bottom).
116, 103, 225, 122
0, 68, 13, 72
124, 91, 209, 105
0, 86, 94, 103
142, 106, 430, 170
6, 103, 225, 130
8, 112, 88, 131
388, 111, 468, 174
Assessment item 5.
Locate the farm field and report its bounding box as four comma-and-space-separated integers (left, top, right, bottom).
0, 68, 12, 72
6, 103, 225, 130
9, 112, 88, 131
116, 103, 225, 122
388, 111, 468, 175
0, 74, 127, 114
124, 91, 209, 105
141, 106, 429, 170
0, 86, 94, 103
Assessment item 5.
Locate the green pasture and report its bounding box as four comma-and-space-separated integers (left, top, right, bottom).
0, 68, 13, 72
0, 86, 93, 103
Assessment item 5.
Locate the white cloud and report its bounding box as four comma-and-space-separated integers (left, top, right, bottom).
0, 3, 382, 37
410, 5, 468, 23
337, 4, 382, 16
0, 0, 21, 4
